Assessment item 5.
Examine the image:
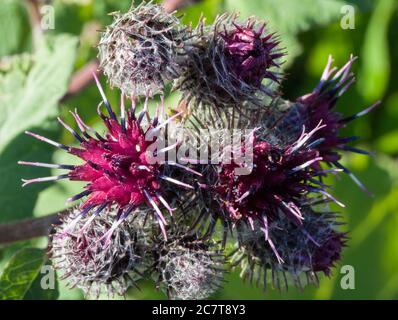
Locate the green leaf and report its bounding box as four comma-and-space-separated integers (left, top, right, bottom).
377, 129, 398, 154
225, 0, 346, 65
0, 0, 31, 56
0, 34, 78, 153
358, 0, 397, 102
0, 34, 78, 223
0, 248, 45, 300
180, 0, 223, 26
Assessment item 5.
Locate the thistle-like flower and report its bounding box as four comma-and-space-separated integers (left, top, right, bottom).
51, 206, 148, 298
192, 120, 343, 250
233, 208, 346, 290
19, 76, 197, 240
98, 1, 188, 96
151, 228, 225, 300
289, 55, 380, 192
174, 14, 283, 111
221, 18, 283, 86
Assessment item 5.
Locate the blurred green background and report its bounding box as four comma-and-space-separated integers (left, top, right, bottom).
0, 0, 398, 300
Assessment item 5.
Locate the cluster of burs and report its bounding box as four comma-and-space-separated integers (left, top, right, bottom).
24, 2, 378, 299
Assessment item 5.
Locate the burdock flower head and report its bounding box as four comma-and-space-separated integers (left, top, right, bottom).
221, 17, 283, 86
51, 206, 148, 298
98, 1, 188, 96
174, 13, 284, 111
19, 75, 197, 240
233, 208, 346, 290
289, 55, 380, 192
151, 228, 225, 300
194, 120, 344, 248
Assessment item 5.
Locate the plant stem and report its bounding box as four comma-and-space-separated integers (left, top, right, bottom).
61, 60, 100, 102
25, 0, 44, 52
162, 0, 188, 12
0, 212, 64, 245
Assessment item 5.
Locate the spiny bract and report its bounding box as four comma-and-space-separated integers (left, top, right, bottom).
174, 13, 283, 111
233, 208, 346, 290
51, 206, 148, 298
98, 1, 188, 96
151, 228, 225, 300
